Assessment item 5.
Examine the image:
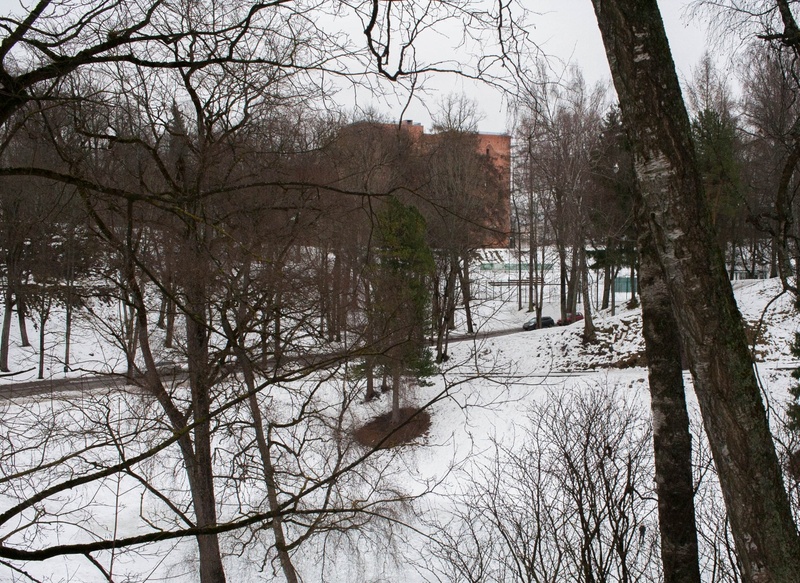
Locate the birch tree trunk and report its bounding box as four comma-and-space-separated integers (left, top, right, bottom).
638, 199, 701, 583
590, 1, 800, 580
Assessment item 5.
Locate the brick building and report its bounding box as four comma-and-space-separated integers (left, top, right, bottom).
395, 119, 511, 247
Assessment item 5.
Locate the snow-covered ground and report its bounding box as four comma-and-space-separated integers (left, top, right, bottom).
1, 274, 798, 582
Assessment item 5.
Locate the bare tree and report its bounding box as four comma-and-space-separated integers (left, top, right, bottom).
425, 384, 658, 583
423, 126, 505, 359
517, 68, 606, 340
691, 1, 800, 294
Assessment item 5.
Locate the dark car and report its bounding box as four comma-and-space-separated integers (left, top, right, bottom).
557, 312, 585, 326
523, 316, 556, 330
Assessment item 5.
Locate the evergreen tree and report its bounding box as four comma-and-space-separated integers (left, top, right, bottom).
372, 197, 435, 421
691, 106, 744, 266
588, 106, 637, 310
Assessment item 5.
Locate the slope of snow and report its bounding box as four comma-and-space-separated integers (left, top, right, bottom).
1, 277, 798, 582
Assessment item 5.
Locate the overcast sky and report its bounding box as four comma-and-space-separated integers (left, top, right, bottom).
389, 1, 715, 134
530, 1, 712, 88
0, 0, 714, 134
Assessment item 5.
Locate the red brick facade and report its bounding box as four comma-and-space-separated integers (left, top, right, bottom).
396, 120, 511, 247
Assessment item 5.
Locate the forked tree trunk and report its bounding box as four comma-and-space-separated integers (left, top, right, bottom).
567, 248, 579, 314
123, 301, 138, 380
637, 198, 701, 583
590, 1, 800, 580
110, 199, 226, 583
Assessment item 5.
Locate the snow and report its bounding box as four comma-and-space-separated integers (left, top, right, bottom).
0, 270, 798, 582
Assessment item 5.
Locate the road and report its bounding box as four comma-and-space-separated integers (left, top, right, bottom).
0, 326, 554, 401
0, 372, 144, 400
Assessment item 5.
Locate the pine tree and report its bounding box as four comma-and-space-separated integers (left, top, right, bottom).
691, 107, 743, 244
372, 197, 435, 421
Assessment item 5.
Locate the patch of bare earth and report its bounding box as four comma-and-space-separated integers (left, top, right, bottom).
610, 352, 647, 368
353, 407, 431, 449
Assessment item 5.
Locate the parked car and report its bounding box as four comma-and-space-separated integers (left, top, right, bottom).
557, 312, 584, 326
523, 316, 555, 330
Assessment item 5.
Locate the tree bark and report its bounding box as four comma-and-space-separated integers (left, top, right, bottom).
185, 318, 227, 583
365, 356, 376, 401
17, 294, 29, 347
64, 278, 72, 372
637, 196, 701, 583
458, 254, 474, 334
567, 247, 579, 314
558, 243, 567, 322
184, 244, 226, 583
37, 308, 46, 380
602, 246, 611, 310
165, 298, 175, 349
122, 299, 139, 381
590, 2, 800, 580
108, 198, 225, 583
528, 231, 536, 313
0, 290, 12, 372
391, 360, 401, 424
580, 246, 596, 342
273, 298, 283, 367
434, 257, 458, 362
332, 251, 343, 342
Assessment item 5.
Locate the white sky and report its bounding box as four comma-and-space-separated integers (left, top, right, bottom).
0, 0, 714, 134
390, 1, 716, 133
530, 0, 712, 87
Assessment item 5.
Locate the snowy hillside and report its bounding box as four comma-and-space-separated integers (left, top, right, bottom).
1, 276, 799, 583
